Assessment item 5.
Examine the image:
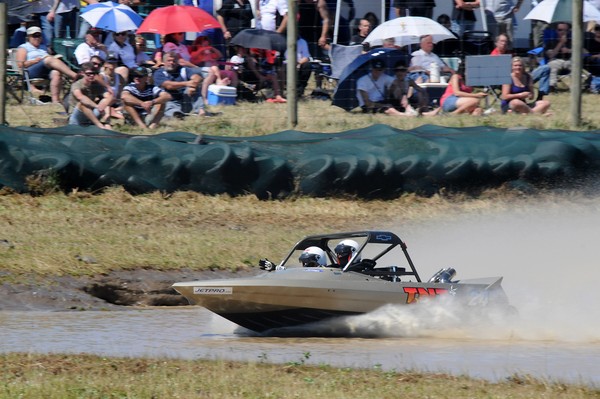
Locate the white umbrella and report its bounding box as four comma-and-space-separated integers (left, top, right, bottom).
363, 16, 455, 48
80, 1, 143, 33
524, 0, 600, 23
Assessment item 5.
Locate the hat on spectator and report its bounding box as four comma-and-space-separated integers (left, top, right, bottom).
27, 26, 42, 36
131, 66, 150, 77
106, 51, 119, 64
394, 62, 408, 71
371, 59, 385, 69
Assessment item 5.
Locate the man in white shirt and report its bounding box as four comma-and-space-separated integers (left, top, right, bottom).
75, 28, 108, 65
408, 35, 455, 83
356, 59, 395, 113
256, 0, 288, 33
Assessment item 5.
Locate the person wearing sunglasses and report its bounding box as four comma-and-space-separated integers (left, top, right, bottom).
122, 66, 171, 129
107, 31, 137, 82
16, 26, 79, 104
67, 62, 114, 129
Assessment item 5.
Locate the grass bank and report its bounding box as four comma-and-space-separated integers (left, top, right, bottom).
1, 353, 597, 398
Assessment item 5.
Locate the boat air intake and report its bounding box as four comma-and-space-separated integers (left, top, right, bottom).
429, 267, 456, 283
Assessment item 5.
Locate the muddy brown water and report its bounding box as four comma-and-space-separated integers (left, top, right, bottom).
1, 197, 599, 386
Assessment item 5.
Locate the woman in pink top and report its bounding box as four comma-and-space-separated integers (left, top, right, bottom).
439, 64, 487, 115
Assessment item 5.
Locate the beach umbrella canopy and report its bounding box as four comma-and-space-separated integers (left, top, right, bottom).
524, 0, 600, 23
230, 29, 287, 52
80, 1, 142, 32
364, 16, 455, 48
136, 5, 220, 35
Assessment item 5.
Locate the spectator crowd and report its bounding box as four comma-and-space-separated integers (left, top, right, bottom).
9, 0, 600, 125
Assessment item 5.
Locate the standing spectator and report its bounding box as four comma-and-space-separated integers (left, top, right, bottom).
68, 62, 113, 129
439, 63, 488, 115
30, 0, 54, 48
298, 0, 330, 60
153, 52, 214, 118
100, 52, 125, 119
122, 66, 172, 129
530, 0, 548, 49
501, 56, 551, 114
409, 35, 456, 83
75, 28, 107, 65
394, 0, 436, 18
16, 26, 79, 104
452, 0, 480, 36
256, 0, 288, 33
47, 0, 79, 39
217, 0, 254, 43
350, 18, 372, 46
485, 0, 523, 43
544, 22, 572, 91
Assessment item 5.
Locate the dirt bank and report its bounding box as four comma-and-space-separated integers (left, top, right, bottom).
0, 269, 257, 311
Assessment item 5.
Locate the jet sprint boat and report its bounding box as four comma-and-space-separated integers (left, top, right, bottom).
172, 231, 512, 333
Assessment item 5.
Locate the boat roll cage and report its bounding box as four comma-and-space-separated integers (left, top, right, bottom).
280, 230, 421, 282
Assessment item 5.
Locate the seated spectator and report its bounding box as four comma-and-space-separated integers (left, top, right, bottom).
134, 34, 155, 68
439, 63, 488, 115
75, 27, 108, 65
283, 36, 312, 98
501, 56, 551, 115
356, 59, 397, 114
544, 22, 572, 92
99, 52, 125, 119
388, 63, 439, 116
121, 66, 172, 129
491, 33, 511, 55
409, 35, 455, 83
244, 48, 287, 103
152, 52, 216, 118
16, 26, 79, 104
68, 62, 113, 129
162, 32, 198, 69
107, 31, 138, 81
584, 24, 600, 93
188, 35, 235, 105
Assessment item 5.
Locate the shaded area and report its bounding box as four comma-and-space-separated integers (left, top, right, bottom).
1, 124, 600, 199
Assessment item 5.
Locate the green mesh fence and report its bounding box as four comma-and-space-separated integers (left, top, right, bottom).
1, 124, 599, 199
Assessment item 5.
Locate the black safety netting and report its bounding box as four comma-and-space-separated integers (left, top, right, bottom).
1, 124, 600, 199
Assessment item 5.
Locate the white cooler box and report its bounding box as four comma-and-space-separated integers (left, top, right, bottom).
207, 84, 237, 105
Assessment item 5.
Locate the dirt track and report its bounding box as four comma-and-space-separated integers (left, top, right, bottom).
0, 269, 256, 311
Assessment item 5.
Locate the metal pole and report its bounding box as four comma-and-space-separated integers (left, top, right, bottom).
571, 0, 582, 127
287, 0, 297, 128
333, 0, 341, 44
0, 3, 7, 125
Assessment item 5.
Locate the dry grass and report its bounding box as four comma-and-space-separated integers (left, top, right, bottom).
4, 90, 600, 136
1, 353, 597, 398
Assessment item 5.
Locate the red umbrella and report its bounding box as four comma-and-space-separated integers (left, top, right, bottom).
136, 5, 220, 35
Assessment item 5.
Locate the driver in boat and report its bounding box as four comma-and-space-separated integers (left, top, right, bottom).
299, 246, 327, 267
334, 239, 361, 267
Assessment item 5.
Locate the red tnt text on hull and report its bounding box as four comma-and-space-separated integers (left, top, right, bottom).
403, 287, 449, 304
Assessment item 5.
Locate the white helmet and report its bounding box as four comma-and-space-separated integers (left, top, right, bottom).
335, 239, 361, 267
299, 246, 327, 267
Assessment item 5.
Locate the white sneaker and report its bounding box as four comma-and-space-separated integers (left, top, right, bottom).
483, 108, 496, 115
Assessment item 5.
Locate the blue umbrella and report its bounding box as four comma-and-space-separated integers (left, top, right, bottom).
332, 48, 409, 112
80, 1, 143, 33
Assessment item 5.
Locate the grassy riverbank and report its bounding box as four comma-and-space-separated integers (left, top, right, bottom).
1, 353, 597, 398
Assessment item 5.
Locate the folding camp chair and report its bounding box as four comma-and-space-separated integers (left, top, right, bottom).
6, 48, 51, 105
